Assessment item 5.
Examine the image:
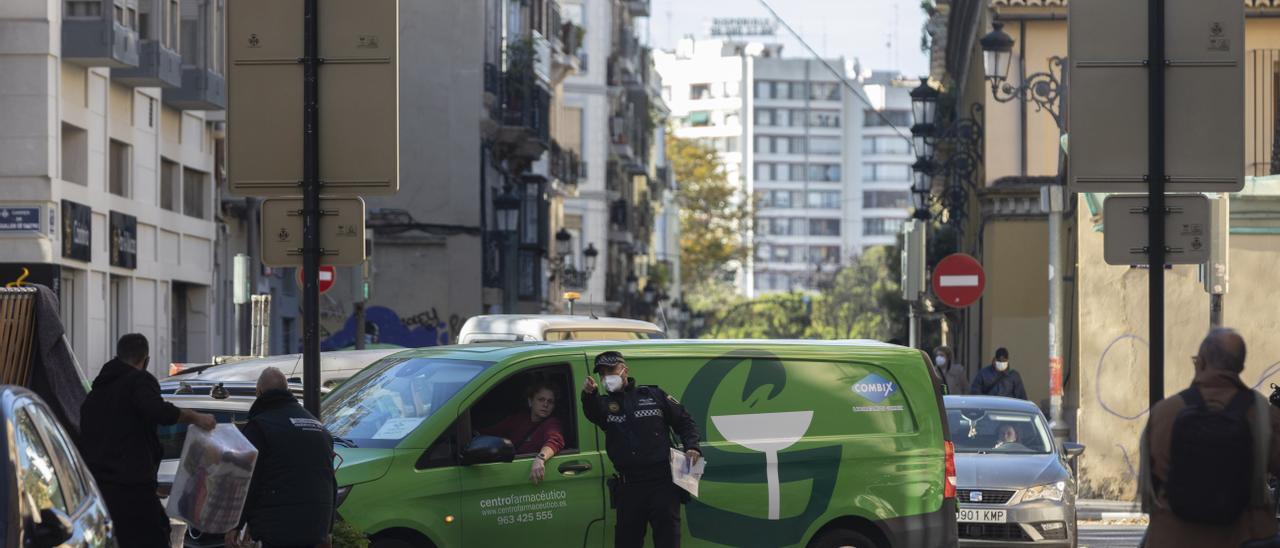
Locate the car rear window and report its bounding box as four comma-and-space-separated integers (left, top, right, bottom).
157, 410, 250, 460
543, 329, 664, 341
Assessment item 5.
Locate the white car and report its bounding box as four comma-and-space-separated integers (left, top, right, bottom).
456, 314, 666, 343
164, 348, 402, 389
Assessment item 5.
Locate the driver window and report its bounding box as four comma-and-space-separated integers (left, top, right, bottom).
469, 365, 579, 458
15, 407, 69, 516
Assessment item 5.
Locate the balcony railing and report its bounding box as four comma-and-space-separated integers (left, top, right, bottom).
63, 0, 139, 68
549, 142, 582, 186
114, 39, 183, 88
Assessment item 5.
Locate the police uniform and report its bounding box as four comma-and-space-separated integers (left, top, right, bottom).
582, 377, 701, 548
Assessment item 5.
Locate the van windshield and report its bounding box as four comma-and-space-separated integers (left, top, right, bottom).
322, 357, 491, 448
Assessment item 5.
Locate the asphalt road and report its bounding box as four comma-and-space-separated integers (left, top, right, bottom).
1079, 523, 1147, 548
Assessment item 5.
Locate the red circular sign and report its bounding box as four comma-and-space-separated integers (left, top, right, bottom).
296, 265, 337, 295
932, 254, 986, 309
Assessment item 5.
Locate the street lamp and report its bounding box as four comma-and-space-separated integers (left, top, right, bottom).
583, 243, 599, 274
910, 77, 939, 128
980, 21, 1065, 129
494, 186, 521, 313
911, 158, 934, 220
911, 123, 935, 162
554, 228, 572, 261
642, 281, 657, 305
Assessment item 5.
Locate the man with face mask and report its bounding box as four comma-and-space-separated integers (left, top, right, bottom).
932, 346, 968, 395
582, 351, 701, 548
969, 347, 1027, 400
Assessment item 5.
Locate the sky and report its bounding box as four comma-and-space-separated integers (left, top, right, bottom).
645, 0, 931, 78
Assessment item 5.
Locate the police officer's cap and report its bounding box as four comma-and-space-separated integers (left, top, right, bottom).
594, 351, 626, 373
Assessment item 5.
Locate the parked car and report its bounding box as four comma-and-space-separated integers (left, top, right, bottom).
156, 380, 312, 547
945, 395, 1086, 547
456, 314, 666, 343
164, 348, 402, 389
326, 339, 958, 548
0, 386, 114, 547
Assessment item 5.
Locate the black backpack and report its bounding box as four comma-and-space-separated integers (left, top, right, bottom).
1165, 387, 1255, 525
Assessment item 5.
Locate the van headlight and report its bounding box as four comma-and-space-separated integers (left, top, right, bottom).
336, 485, 353, 508
1022, 481, 1066, 503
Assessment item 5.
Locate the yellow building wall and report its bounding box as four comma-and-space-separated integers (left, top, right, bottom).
981, 219, 1050, 403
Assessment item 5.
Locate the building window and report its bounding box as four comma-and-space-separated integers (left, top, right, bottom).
809, 82, 840, 101
688, 111, 711, 127
755, 108, 774, 126
754, 163, 773, 181
808, 137, 841, 156
808, 245, 841, 264
109, 140, 131, 197
862, 163, 910, 182
770, 246, 794, 263
863, 217, 905, 236
65, 1, 102, 17
808, 219, 841, 236
690, 83, 712, 100
755, 81, 773, 99
166, 0, 179, 50
182, 168, 207, 219
808, 110, 841, 128
807, 163, 841, 182
758, 190, 797, 209
786, 81, 807, 100
806, 191, 841, 209
862, 136, 911, 155
60, 123, 88, 186
863, 191, 911, 209
761, 217, 801, 236
864, 109, 913, 128
160, 158, 179, 211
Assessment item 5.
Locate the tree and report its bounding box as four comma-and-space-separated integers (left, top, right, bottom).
703, 292, 812, 339
667, 134, 753, 305
808, 246, 908, 341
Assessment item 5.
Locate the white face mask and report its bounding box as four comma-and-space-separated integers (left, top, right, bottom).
935, 355, 947, 367
995, 361, 1010, 372
603, 375, 624, 393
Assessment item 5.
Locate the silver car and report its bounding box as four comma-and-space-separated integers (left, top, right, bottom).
945, 395, 1086, 547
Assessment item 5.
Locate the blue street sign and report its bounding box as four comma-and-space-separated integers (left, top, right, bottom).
0, 207, 41, 233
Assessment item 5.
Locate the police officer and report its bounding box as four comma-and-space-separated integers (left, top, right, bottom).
582, 351, 701, 548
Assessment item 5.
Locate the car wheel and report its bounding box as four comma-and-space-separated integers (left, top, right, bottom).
809, 528, 878, 548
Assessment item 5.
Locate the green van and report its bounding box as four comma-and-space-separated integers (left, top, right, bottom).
325, 340, 958, 548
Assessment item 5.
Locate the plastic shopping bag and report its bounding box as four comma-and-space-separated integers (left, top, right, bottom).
166, 424, 259, 534
669, 448, 706, 498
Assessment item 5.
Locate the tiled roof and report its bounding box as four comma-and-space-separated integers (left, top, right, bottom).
991, 0, 1280, 6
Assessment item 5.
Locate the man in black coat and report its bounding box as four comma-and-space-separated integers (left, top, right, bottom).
227, 367, 335, 548
970, 347, 1028, 400
80, 333, 216, 548
582, 351, 701, 548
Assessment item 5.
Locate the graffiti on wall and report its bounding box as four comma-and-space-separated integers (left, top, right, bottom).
320, 306, 461, 350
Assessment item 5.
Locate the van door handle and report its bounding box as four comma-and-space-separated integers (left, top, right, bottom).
558, 461, 592, 475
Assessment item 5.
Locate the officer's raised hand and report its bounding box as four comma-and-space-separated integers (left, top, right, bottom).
582, 376, 598, 394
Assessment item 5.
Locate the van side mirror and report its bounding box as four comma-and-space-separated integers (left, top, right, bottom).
1062, 442, 1086, 460
29, 507, 74, 547
462, 435, 515, 465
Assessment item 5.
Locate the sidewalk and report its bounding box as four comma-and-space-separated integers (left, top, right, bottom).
1078, 499, 1146, 521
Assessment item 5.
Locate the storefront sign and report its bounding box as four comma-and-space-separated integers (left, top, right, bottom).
0, 263, 61, 295
0, 206, 41, 233
109, 211, 138, 269
61, 200, 91, 262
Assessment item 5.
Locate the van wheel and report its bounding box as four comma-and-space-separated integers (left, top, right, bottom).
370, 539, 417, 548
810, 528, 878, 548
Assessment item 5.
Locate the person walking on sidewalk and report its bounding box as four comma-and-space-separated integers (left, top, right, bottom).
80, 334, 216, 548
970, 347, 1027, 400
226, 368, 335, 548
581, 351, 701, 548
1139, 328, 1280, 548
933, 346, 968, 395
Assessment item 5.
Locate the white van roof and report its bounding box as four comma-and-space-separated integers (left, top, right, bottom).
460, 315, 662, 337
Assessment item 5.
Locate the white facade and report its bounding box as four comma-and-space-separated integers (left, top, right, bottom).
656, 40, 914, 294
1, 0, 222, 377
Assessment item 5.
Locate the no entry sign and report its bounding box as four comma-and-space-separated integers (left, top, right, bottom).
296, 265, 337, 295
932, 254, 985, 309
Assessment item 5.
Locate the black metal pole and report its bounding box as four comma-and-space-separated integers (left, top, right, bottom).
1148, 0, 1165, 409
302, 0, 322, 416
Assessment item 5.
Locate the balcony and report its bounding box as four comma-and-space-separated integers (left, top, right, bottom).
113, 39, 183, 88
163, 67, 226, 110
549, 142, 582, 186
494, 70, 552, 161
62, 0, 139, 68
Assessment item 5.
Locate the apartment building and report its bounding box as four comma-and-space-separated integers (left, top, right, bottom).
1, 0, 225, 376
656, 38, 914, 294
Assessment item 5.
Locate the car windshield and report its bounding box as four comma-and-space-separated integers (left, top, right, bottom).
947, 408, 1054, 455
157, 409, 250, 460
322, 357, 491, 448
543, 329, 664, 341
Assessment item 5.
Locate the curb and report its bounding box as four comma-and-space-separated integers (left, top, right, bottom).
1078, 510, 1147, 521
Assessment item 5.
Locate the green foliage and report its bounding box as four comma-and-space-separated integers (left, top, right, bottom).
667, 134, 753, 298
702, 292, 814, 339
331, 518, 370, 548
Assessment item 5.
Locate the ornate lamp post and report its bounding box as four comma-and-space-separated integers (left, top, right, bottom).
494, 187, 521, 313
980, 22, 1065, 130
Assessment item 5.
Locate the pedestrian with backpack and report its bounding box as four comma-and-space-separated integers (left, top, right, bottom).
1139, 328, 1280, 548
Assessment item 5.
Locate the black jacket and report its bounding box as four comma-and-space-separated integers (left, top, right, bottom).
79, 358, 181, 490
581, 378, 701, 473
969, 365, 1028, 400
239, 390, 335, 545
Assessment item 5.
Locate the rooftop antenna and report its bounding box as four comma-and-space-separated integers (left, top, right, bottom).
588, 292, 598, 319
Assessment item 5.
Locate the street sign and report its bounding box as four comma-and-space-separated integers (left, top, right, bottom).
297, 265, 336, 295
0, 207, 41, 233
932, 254, 986, 309
227, 0, 399, 197
260, 197, 366, 267
1103, 194, 1211, 265
1068, 0, 1244, 193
